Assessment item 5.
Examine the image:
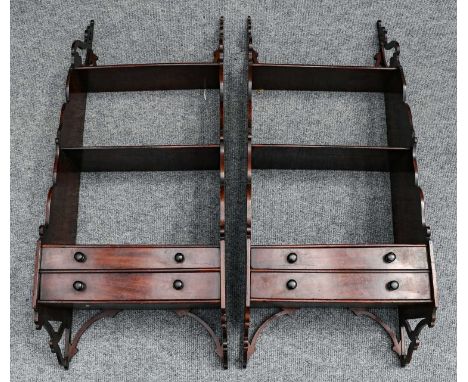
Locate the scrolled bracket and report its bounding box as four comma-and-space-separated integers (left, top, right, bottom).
66, 309, 121, 363
176, 309, 227, 369
374, 20, 400, 68
351, 308, 432, 366
41, 320, 71, 368
37, 309, 121, 369
400, 317, 431, 366
243, 307, 298, 368
71, 20, 98, 68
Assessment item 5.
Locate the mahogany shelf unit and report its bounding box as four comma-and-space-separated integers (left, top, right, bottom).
32, 19, 227, 369
243, 18, 438, 367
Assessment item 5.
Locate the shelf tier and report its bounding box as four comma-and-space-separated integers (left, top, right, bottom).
251, 64, 403, 93
251, 144, 412, 171
62, 144, 220, 171
71, 63, 221, 92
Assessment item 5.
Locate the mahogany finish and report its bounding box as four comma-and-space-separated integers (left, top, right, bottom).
72, 63, 220, 92
41, 245, 220, 270
62, 145, 220, 171
251, 245, 429, 270
41, 272, 221, 301
251, 65, 404, 92
243, 18, 438, 367
252, 144, 413, 171
251, 272, 431, 301
33, 19, 227, 369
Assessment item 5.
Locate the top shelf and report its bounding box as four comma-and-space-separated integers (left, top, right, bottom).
69, 63, 221, 93
250, 64, 404, 93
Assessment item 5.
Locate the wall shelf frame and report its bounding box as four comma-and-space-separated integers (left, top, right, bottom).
243, 17, 438, 368
33, 18, 227, 369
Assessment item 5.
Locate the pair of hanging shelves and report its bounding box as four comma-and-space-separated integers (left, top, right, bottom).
32, 17, 437, 369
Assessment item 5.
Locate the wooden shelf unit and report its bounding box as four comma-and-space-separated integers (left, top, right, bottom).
243, 18, 438, 367
32, 19, 227, 369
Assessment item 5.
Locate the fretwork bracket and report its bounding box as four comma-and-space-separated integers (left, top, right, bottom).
374, 20, 400, 68
243, 307, 298, 368
71, 20, 98, 68
351, 308, 433, 366
176, 309, 228, 369
35, 309, 121, 369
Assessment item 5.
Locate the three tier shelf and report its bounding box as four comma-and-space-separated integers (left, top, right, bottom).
33, 19, 227, 369
243, 18, 438, 367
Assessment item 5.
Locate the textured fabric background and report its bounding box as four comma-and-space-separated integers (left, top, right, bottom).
11, 1, 456, 381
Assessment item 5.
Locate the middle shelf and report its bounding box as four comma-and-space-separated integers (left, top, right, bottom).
252, 144, 413, 171
62, 144, 220, 171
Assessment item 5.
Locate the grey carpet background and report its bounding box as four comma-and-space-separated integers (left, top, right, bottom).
11, 0, 456, 381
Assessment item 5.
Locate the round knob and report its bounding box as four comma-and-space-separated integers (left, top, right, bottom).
173, 280, 184, 290
74, 252, 86, 263
73, 281, 86, 291
384, 252, 396, 263
286, 279, 297, 290
287, 253, 298, 264
174, 253, 185, 263
387, 280, 399, 291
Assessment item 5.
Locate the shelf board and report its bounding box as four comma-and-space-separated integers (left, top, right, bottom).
62, 144, 220, 171
251, 64, 403, 93
251, 144, 412, 171
71, 63, 221, 92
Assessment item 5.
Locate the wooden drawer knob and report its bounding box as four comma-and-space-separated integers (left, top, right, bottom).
287, 253, 298, 264
387, 280, 399, 291
174, 253, 185, 263
383, 252, 396, 263
286, 279, 297, 290
173, 280, 184, 290
74, 252, 87, 263
73, 281, 86, 291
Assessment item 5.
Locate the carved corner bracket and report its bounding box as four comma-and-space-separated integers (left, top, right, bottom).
374, 20, 400, 68
243, 307, 298, 368
351, 308, 433, 366
71, 19, 98, 67
176, 309, 228, 369
36, 309, 121, 369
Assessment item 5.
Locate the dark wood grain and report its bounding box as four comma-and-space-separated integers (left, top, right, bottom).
74, 63, 221, 92
252, 64, 404, 92
42, 149, 81, 244
251, 245, 428, 270
35, 19, 228, 368
251, 272, 431, 301
62, 145, 219, 171
40, 272, 220, 301
41, 245, 220, 270
243, 18, 437, 367
252, 144, 413, 171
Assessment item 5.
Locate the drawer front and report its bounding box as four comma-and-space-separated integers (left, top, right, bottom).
40, 272, 220, 301
41, 246, 220, 270
251, 246, 428, 270
251, 272, 431, 301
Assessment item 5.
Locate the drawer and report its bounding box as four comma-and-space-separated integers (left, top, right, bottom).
40, 272, 220, 301
41, 245, 220, 270
251, 245, 428, 270
251, 272, 431, 301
